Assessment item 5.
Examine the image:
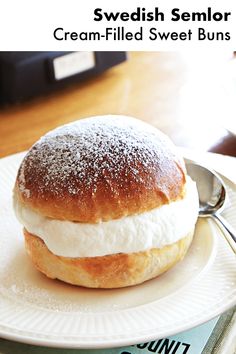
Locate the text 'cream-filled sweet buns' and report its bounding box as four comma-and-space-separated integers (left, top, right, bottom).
13, 115, 199, 288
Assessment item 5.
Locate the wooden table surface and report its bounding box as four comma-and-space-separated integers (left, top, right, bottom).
0, 51, 235, 158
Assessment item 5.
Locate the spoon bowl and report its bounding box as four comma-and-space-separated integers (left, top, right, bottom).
185, 160, 236, 254
186, 162, 226, 216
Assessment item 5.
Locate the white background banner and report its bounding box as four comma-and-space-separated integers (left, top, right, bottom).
0, 0, 235, 50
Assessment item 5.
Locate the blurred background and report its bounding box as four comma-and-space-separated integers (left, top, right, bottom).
0, 51, 235, 158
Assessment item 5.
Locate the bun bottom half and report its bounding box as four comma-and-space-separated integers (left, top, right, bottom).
24, 229, 194, 288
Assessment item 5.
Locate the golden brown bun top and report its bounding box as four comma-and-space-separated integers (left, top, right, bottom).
14, 115, 186, 223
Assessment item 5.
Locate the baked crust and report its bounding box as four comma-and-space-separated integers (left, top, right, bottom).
24, 229, 194, 288
14, 116, 186, 223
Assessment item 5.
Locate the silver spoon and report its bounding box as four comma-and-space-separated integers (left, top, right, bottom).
185, 160, 236, 254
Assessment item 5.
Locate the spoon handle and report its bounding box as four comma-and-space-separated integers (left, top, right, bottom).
213, 214, 236, 254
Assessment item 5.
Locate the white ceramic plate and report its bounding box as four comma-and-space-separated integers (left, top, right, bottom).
0, 152, 235, 349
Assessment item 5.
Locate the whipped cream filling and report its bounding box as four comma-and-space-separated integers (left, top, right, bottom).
14, 177, 199, 258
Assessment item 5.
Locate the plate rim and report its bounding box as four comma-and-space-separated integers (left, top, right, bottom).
0, 295, 235, 349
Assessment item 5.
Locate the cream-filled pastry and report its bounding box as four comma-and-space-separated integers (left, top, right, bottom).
13, 115, 199, 288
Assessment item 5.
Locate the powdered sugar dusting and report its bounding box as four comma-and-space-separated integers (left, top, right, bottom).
18, 115, 181, 201
18, 161, 30, 198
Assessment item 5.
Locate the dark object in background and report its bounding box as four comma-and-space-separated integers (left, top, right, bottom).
0, 51, 127, 105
